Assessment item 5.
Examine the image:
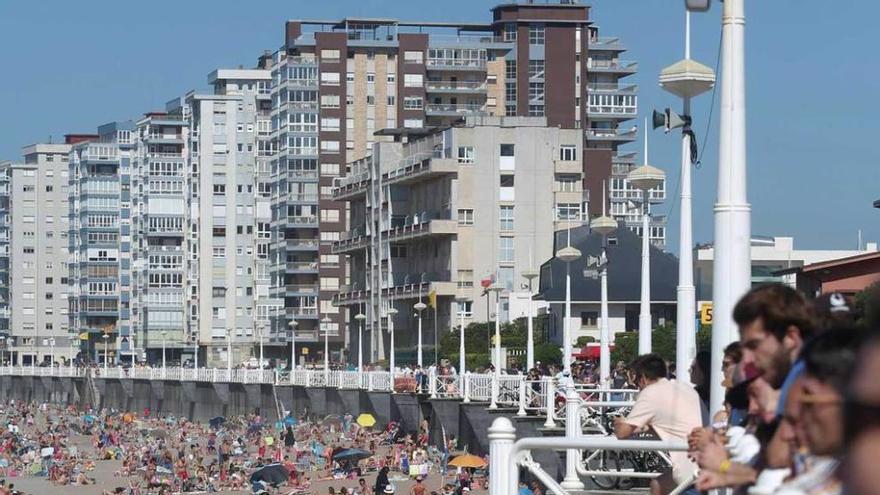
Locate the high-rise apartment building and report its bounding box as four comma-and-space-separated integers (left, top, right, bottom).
68, 123, 135, 364
332, 116, 583, 361
0, 143, 74, 365
273, 1, 654, 357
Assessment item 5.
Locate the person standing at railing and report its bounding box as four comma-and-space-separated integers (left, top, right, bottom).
613, 353, 702, 495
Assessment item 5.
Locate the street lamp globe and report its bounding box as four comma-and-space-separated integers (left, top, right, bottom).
556, 245, 581, 263
386, 308, 398, 316
354, 313, 366, 321
589, 215, 618, 236
627, 164, 666, 192
413, 301, 427, 312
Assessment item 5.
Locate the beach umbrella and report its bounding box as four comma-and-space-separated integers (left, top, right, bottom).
332, 448, 372, 462
209, 416, 227, 429
83, 414, 97, 424
283, 415, 297, 426
356, 413, 376, 428
448, 454, 487, 468
250, 463, 289, 486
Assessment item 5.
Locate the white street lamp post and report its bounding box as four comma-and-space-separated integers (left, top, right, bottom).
488, 286, 504, 410
160, 330, 167, 376
288, 320, 298, 370
103, 334, 110, 374
354, 312, 366, 374
590, 188, 618, 383
387, 307, 398, 392
49, 338, 55, 368
414, 301, 427, 367
659, 9, 716, 383
557, 231, 584, 491
258, 324, 265, 370
709, 0, 750, 416
321, 316, 332, 382
522, 269, 539, 371
627, 130, 666, 356
226, 329, 232, 373
455, 295, 468, 374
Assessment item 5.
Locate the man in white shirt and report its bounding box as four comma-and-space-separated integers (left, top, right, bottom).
614, 354, 702, 495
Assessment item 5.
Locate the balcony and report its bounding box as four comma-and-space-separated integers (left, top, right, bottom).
587, 83, 638, 95
587, 59, 638, 74
284, 284, 319, 296
284, 215, 319, 228
332, 215, 457, 255
585, 127, 638, 142
333, 279, 458, 306
425, 58, 487, 71
554, 159, 582, 174
278, 238, 319, 251
284, 261, 319, 274
332, 156, 458, 201
554, 190, 588, 205
587, 104, 638, 119
425, 103, 487, 116
80, 145, 119, 163
425, 80, 487, 94
589, 37, 626, 52
145, 133, 184, 144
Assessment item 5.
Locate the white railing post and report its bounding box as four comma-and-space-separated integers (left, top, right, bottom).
429, 369, 437, 399
517, 379, 527, 417
305, 370, 311, 388
212, 368, 217, 383
367, 372, 374, 392
560, 386, 585, 491
488, 417, 516, 495
543, 378, 556, 428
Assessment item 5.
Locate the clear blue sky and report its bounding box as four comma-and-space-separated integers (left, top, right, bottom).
1, 1, 877, 255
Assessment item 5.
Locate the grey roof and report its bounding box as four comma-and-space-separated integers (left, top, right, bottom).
536, 225, 679, 303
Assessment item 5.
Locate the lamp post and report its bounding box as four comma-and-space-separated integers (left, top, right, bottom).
413, 300, 426, 367
321, 315, 332, 382
556, 232, 584, 491
69, 336, 78, 374
590, 186, 618, 382
103, 333, 110, 374
659, 9, 716, 383
522, 269, 539, 372
258, 324, 265, 370
0, 336, 5, 368
455, 294, 468, 374
354, 312, 366, 374
49, 338, 55, 368
488, 285, 504, 410
288, 320, 298, 370
386, 307, 398, 392
226, 328, 233, 373
627, 130, 666, 356
160, 330, 167, 376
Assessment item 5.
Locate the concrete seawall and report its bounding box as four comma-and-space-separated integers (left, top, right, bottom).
0, 374, 563, 475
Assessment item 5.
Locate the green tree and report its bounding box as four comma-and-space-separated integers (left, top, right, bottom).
610, 323, 713, 366
438, 317, 551, 369
575, 335, 596, 346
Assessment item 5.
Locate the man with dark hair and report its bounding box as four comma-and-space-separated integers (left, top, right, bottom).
614, 354, 702, 495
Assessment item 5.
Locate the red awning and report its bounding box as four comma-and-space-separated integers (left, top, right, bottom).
573, 344, 613, 360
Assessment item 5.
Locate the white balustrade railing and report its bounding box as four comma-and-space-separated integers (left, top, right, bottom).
0, 365, 637, 411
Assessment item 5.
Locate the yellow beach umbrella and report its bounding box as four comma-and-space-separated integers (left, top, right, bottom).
356, 413, 376, 427
448, 454, 487, 468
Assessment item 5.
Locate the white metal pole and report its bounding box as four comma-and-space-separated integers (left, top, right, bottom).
259, 326, 264, 369
599, 247, 611, 382
676, 95, 696, 383
490, 289, 501, 410
105, 337, 109, 374
161, 336, 166, 373
290, 321, 296, 370
227, 331, 232, 373
564, 262, 573, 373
358, 320, 363, 374
561, 386, 585, 490
417, 310, 423, 367
459, 302, 466, 374
323, 321, 329, 382
638, 201, 652, 355
711, 0, 750, 416
388, 308, 396, 393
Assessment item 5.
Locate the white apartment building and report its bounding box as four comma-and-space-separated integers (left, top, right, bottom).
0, 144, 73, 365
332, 116, 584, 363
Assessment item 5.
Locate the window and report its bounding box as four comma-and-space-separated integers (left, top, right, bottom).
404, 51, 423, 63
403, 119, 423, 128
556, 203, 581, 220
366, 72, 375, 83
498, 267, 514, 290
403, 96, 423, 110
528, 60, 545, 79
556, 175, 580, 192
500, 175, 515, 188
320, 277, 340, 291
320, 117, 340, 131
320, 49, 340, 60
581, 311, 598, 327
457, 300, 474, 318
387, 96, 396, 106
321, 72, 339, 86
499, 237, 515, 262
320, 141, 340, 153
503, 23, 517, 42
500, 206, 514, 231
457, 209, 474, 226
387, 73, 396, 83
500, 144, 515, 157
560, 145, 577, 161
529, 24, 545, 45
457, 146, 474, 164
366, 95, 375, 105
404, 74, 423, 87
320, 94, 340, 108
390, 246, 408, 258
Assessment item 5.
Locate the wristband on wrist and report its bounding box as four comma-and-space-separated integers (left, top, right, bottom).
719, 459, 732, 474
